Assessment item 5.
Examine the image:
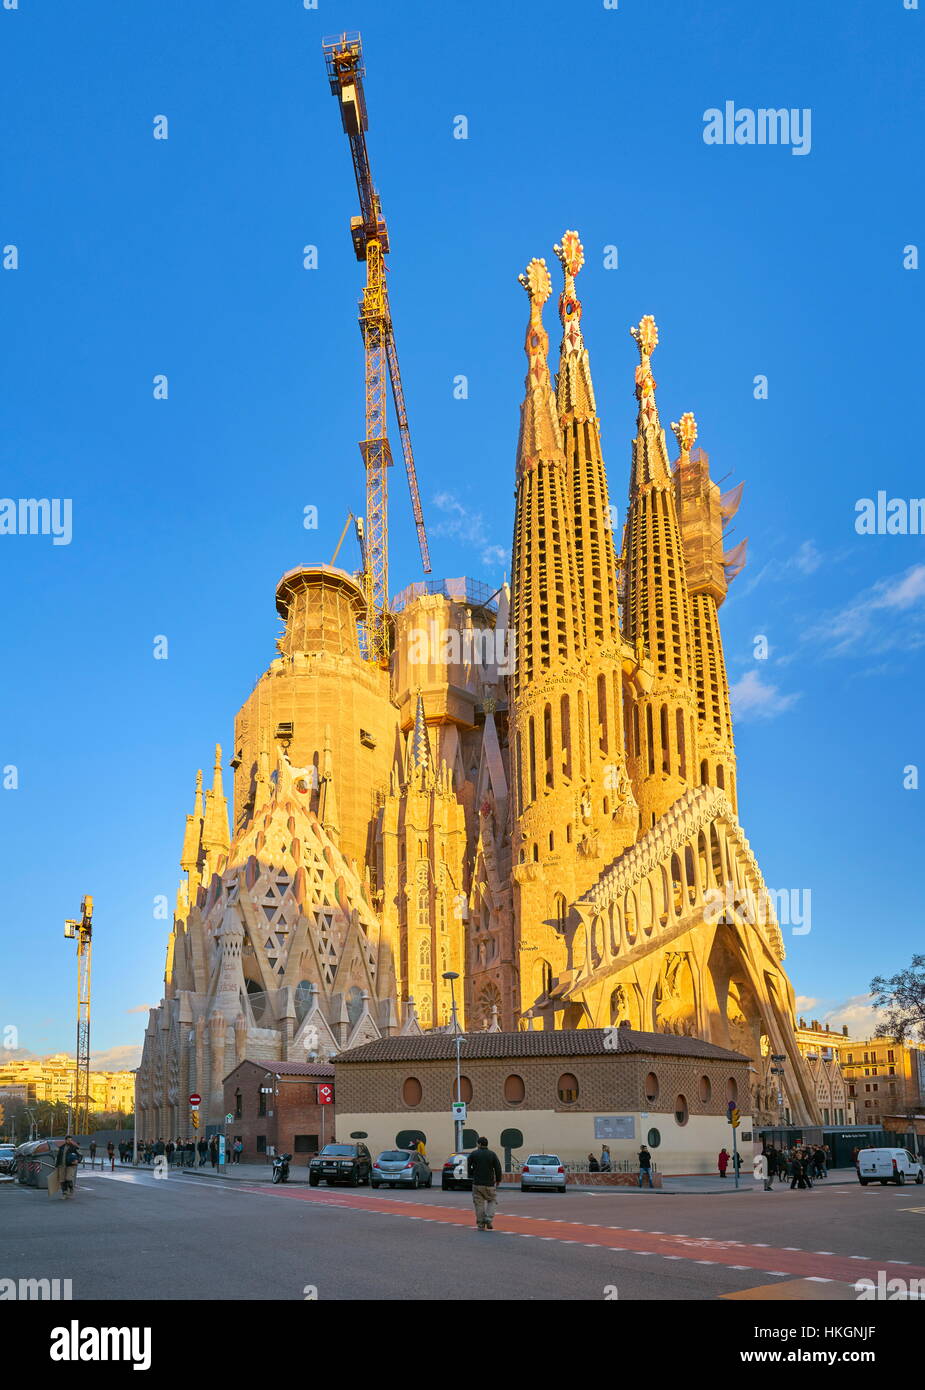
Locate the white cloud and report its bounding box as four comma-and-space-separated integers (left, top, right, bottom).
89, 1044, 142, 1071
125, 1004, 152, 1015
431, 492, 509, 569
730, 668, 800, 720
791, 539, 823, 575
821, 994, 881, 1041
794, 995, 819, 1012
804, 564, 925, 656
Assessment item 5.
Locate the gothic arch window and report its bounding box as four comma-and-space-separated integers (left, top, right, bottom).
440, 942, 448, 975
685, 843, 697, 905
528, 716, 537, 804
577, 689, 587, 776
660, 704, 670, 774
554, 893, 568, 933
417, 888, 429, 928
670, 854, 684, 916
534, 958, 553, 998
516, 730, 524, 812
544, 703, 553, 789
419, 938, 431, 981
716, 764, 725, 790
640, 877, 654, 937
560, 694, 573, 779
700, 758, 709, 785
597, 674, 608, 754
646, 705, 655, 775
591, 915, 604, 967
624, 890, 637, 945
632, 702, 640, 759
676, 707, 686, 779
698, 830, 710, 891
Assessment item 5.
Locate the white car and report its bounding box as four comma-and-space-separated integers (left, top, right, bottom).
521, 1153, 567, 1193
856, 1147, 924, 1187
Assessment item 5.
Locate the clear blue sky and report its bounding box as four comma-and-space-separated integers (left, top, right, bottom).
1, 0, 922, 1070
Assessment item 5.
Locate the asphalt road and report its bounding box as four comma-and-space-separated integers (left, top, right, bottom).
2, 1166, 924, 1302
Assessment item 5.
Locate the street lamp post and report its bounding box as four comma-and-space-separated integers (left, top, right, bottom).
442, 971, 465, 1152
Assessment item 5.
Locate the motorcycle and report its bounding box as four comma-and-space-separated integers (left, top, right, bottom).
271, 1152, 292, 1184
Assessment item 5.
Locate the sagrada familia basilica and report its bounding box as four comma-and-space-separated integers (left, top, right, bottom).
137, 232, 821, 1137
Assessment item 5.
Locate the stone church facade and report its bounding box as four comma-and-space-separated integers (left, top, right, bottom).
137, 230, 818, 1139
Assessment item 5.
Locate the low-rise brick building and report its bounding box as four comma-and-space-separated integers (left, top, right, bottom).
222, 1060, 336, 1165
333, 1026, 752, 1175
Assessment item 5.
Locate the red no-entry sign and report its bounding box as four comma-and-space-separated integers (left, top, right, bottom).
189, 1094, 201, 1106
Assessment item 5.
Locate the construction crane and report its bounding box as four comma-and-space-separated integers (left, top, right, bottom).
63, 895, 93, 1135
322, 31, 431, 667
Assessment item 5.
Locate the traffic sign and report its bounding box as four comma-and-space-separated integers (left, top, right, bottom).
318, 1083, 334, 1105
451, 1101, 467, 1122
188, 1094, 201, 1106
225, 1113, 234, 1123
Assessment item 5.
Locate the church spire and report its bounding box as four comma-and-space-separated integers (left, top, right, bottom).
511, 259, 582, 697
410, 690, 432, 780
629, 315, 673, 493
554, 230, 596, 421
553, 229, 620, 654
180, 769, 204, 874
318, 724, 341, 843
201, 744, 230, 869
514, 258, 565, 480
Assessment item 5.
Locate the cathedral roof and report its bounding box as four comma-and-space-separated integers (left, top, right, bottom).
334, 1027, 749, 1065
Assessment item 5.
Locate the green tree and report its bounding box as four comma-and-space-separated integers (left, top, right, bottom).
870, 954, 925, 1044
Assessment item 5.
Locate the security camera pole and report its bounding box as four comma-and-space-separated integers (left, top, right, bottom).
443, 971, 465, 1151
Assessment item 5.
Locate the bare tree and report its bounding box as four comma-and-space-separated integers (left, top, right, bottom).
870, 954, 925, 1043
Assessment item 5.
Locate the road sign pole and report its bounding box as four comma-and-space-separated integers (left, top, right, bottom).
732, 1118, 739, 1189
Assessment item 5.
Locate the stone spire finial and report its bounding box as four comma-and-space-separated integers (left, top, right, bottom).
515, 259, 564, 479
410, 689, 432, 784
318, 723, 340, 844
671, 411, 697, 459
629, 315, 671, 491
553, 230, 596, 421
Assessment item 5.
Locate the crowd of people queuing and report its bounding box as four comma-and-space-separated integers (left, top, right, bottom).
750, 1142, 832, 1190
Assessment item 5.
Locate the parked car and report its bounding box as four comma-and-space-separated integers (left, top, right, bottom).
371, 1149, 432, 1189
308, 1142, 372, 1187
856, 1147, 924, 1186
0, 1143, 17, 1176
520, 1153, 567, 1193
441, 1152, 473, 1191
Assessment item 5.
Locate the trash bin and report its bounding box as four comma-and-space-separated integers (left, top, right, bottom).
16, 1138, 72, 1190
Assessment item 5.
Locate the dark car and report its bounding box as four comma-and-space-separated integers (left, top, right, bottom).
308, 1142, 372, 1187
441, 1152, 473, 1191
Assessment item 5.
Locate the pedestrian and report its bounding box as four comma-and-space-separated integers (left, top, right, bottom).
198, 1138, 207, 1167
637, 1145, 653, 1189
53, 1135, 81, 1200
209, 1136, 219, 1170
790, 1151, 808, 1190
88, 1139, 97, 1170
587, 1152, 600, 1173
106, 1140, 115, 1172
733, 1149, 742, 1176
415, 1138, 427, 1160
467, 1136, 503, 1231
753, 1151, 772, 1191
600, 1145, 612, 1172
232, 1138, 243, 1165
812, 1146, 826, 1180
718, 1147, 729, 1179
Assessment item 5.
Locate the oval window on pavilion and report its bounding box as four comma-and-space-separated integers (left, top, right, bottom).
645, 1071, 660, 1104
402, 1076, 423, 1107
699, 1074, 712, 1103
504, 1073, 525, 1105
675, 1094, 689, 1126
557, 1072, 579, 1104
453, 1075, 473, 1104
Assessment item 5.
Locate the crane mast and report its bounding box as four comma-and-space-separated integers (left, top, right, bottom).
64, 895, 93, 1136
322, 31, 430, 667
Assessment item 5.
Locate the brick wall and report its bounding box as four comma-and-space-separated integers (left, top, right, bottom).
222, 1062, 336, 1165
335, 1052, 748, 1121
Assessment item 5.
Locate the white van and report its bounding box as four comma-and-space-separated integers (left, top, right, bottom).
856, 1147, 924, 1186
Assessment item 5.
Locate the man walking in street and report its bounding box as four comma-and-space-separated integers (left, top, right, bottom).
467, 1136, 502, 1231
